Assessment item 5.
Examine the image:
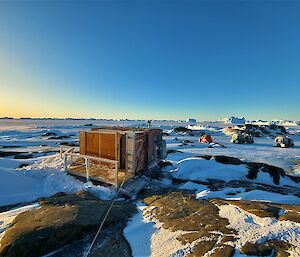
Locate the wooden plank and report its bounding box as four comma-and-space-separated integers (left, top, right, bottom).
86, 132, 99, 156
127, 140, 134, 151
89, 129, 128, 135
126, 133, 134, 175
134, 132, 147, 173
79, 131, 87, 155
66, 152, 118, 164
131, 133, 136, 173
122, 177, 150, 198
100, 132, 116, 160
98, 132, 101, 158
115, 132, 118, 166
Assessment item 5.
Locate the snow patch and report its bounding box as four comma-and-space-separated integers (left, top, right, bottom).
173, 157, 249, 182
218, 204, 300, 255
124, 203, 188, 257
0, 154, 113, 207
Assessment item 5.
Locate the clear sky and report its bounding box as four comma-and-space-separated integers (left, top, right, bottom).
0, 0, 299, 121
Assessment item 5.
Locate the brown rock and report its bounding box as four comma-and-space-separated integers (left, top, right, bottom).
0, 191, 136, 257
210, 245, 235, 257
240, 240, 291, 257
143, 192, 237, 256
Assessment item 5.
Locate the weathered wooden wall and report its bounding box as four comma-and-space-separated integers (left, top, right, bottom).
79, 131, 116, 160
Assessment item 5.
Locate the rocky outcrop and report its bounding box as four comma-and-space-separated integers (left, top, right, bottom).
42, 132, 57, 137
143, 192, 237, 257
166, 127, 201, 137
223, 124, 288, 138
0, 151, 23, 157
0, 191, 136, 257
240, 240, 291, 257
13, 153, 34, 159
222, 199, 300, 223
194, 155, 300, 186
0, 151, 34, 159
167, 149, 183, 154
197, 155, 244, 165
142, 192, 299, 257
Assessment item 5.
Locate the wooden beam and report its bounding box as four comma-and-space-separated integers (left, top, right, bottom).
66, 152, 118, 165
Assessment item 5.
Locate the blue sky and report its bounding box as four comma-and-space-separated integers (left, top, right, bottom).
0, 0, 299, 120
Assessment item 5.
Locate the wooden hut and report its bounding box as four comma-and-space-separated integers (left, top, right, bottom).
64, 127, 166, 186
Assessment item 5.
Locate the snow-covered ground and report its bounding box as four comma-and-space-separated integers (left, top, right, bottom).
0, 155, 113, 208
218, 204, 300, 254
0, 119, 299, 171
0, 156, 82, 207
0, 119, 300, 257
165, 130, 300, 173
125, 201, 300, 257
124, 203, 191, 257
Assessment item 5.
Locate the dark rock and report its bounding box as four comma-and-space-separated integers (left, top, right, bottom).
0, 201, 38, 213
0, 191, 136, 257
286, 174, 300, 183
167, 149, 183, 154
1, 145, 22, 148
194, 155, 244, 165
0, 151, 21, 157
210, 245, 235, 257
270, 125, 287, 134
220, 199, 300, 223
48, 226, 132, 257
88, 226, 132, 257
225, 199, 282, 218
211, 155, 244, 165
241, 242, 273, 256
159, 160, 173, 168
190, 238, 218, 257
182, 139, 193, 144
48, 136, 70, 140
278, 204, 300, 223
13, 154, 34, 159
246, 162, 286, 185
174, 127, 192, 133
42, 132, 57, 137
193, 155, 300, 186
60, 142, 79, 147
196, 155, 212, 160
18, 163, 30, 168
172, 127, 197, 136
226, 192, 237, 196
240, 240, 291, 257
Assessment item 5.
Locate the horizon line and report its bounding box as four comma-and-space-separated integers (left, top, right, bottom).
0, 117, 299, 122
